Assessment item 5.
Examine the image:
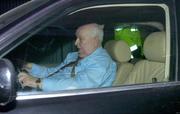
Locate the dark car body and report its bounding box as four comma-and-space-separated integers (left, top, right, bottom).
0, 0, 180, 114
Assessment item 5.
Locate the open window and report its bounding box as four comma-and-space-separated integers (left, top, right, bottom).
2, 3, 171, 95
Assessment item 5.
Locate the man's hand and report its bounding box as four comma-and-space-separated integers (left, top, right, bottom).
18, 72, 40, 88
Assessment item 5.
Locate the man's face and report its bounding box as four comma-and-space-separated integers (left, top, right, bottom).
75, 29, 99, 58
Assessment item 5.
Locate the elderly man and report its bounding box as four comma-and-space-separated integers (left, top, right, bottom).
18, 23, 117, 91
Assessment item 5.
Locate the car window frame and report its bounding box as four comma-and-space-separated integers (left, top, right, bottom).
0, 0, 50, 30
0, 1, 175, 100
17, 3, 171, 98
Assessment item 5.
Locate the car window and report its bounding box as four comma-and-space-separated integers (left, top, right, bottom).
2, 4, 171, 95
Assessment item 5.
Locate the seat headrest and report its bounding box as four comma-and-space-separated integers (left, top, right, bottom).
143, 31, 166, 62
104, 40, 131, 62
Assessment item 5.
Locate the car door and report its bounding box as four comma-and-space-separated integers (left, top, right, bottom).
0, 0, 180, 114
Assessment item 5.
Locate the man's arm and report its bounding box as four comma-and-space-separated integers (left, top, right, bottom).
27, 52, 78, 78
29, 63, 62, 78
41, 69, 104, 91
41, 61, 114, 91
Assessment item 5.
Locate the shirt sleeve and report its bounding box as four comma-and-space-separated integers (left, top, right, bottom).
29, 52, 78, 78
41, 60, 111, 91
29, 63, 64, 78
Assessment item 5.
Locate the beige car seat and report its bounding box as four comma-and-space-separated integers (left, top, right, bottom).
125, 31, 167, 84
104, 40, 133, 86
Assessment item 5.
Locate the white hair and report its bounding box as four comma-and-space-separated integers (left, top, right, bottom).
90, 24, 104, 43
76, 23, 104, 46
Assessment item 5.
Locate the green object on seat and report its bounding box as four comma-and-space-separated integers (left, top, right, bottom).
114, 24, 143, 56
115, 24, 142, 47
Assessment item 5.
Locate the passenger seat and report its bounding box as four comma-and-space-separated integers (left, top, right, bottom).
124, 31, 167, 84
104, 40, 133, 86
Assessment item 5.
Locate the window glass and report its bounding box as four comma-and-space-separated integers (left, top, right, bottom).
3, 5, 170, 94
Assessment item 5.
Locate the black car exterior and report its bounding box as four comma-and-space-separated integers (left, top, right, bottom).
0, 0, 180, 114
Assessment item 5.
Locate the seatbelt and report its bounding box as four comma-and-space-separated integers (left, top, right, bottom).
71, 57, 80, 77
47, 57, 80, 77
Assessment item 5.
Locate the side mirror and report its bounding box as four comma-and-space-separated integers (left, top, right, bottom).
0, 59, 16, 106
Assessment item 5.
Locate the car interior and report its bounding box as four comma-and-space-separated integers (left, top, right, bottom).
124, 31, 166, 84
104, 40, 133, 85
3, 5, 169, 92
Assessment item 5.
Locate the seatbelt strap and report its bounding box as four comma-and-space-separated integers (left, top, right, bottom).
47, 57, 80, 77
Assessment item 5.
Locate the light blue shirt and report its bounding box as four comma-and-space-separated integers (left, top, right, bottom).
29, 47, 117, 91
